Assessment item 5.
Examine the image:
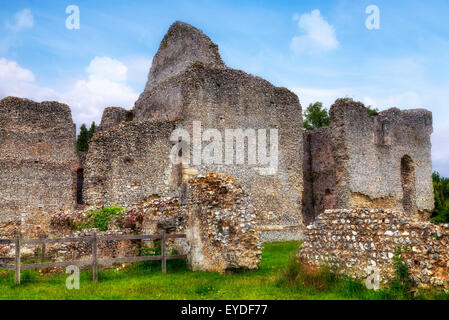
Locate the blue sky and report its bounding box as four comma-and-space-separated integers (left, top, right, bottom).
0, 0, 448, 175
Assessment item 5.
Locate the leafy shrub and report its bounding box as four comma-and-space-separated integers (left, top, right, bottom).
431, 172, 449, 224
389, 247, 412, 298
71, 206, 125, 232
366, 106, 379, 116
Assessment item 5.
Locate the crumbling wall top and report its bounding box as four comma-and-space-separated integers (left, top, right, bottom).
98, 107, 134, 133
326, 98, 434, 219
144, 21, 226, 92
0, 96, 74, 131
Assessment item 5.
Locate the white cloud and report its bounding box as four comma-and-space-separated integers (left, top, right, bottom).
60, 57, 139, 125
0, 57, 139, 127
291, 9, 338, 55
86, 56, 128, 82
0, 58, 58, 101
6, 9, 34, 32
0, 58, 34, 82
361, 91, 423, 110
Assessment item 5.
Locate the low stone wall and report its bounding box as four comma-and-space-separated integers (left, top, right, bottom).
299, 209, 449, 289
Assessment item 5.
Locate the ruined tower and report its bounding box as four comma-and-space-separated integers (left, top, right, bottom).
85, 21, 304, 241
302, 98, 434, 223
0, 97, 79, 238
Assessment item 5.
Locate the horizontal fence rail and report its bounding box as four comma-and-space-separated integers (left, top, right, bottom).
0, 230, 187, 285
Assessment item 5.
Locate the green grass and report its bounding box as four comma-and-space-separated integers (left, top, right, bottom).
0, 241, 447, 300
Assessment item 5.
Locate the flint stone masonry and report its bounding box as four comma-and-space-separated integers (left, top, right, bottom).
124, 173, 261, 271
0, 21, 437, 276
0, 97, 79, 238
84, 120, 179, 208
141, 21, 226, 92
302, 99, 434, 222
51, 173, 261, 272
97, 107, 134, 133
186, 173, 261, 271
302, 127, 336, 225
131, 21, 303, 240
299, 209, 449, 289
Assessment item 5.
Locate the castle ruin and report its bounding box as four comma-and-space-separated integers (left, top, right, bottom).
302, 98, 434, 224
0, 21, 439, 279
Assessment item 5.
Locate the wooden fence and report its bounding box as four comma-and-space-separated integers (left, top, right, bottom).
0, 230, 186, 285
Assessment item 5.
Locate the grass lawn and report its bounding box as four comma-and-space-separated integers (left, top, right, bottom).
0, 241, 447, 300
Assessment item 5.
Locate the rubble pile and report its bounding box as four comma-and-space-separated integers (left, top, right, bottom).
186, 173, 262, 271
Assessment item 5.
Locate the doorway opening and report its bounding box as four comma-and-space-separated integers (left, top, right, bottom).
76, 167, 84, 204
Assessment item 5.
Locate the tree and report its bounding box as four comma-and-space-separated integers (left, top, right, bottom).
76, 121, 97, 152
431, 172, 449, 224
88, 121, 96, 141
76, 124, 89, 152
303, 102, 330, 131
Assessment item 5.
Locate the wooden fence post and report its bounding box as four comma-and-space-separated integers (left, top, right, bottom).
41, 242, 46, 262
92, 231, 98, 282
161, 230, 166, 273
14, 235, 21, 285
40, 235, 46, 262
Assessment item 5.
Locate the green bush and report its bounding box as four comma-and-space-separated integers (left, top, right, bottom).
389, 247, 412, 298
366, 106, 379, 116
71, 206, 125, 232
431, 172, 449, 224
432, 172, 449, 224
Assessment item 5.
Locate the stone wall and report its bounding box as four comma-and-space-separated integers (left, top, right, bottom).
133, 21, 304, 241
141, 21, 226, 93
0, 97, 78, 238
127, 173, 261, 271
299, 209, 449, 289
302, 127, 336, 224
84, 120, 179, 208
97, 107, 134, 133
186, 173, 261, 271
303, 99, 433, 222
